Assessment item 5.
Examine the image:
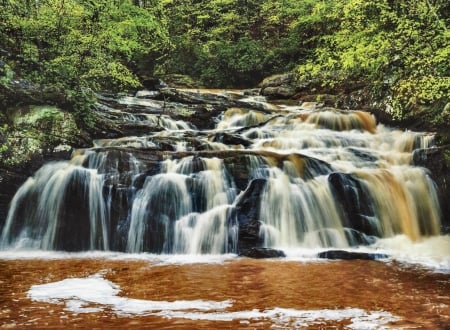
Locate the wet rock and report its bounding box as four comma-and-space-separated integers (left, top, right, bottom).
212, 132, 252, 147
239, 247, 286, 259
243, 88, 260, 96
0, 169, 28, 231
328, 172, 379, 237
160, 88, 235, 105
317, 250, 388, 260
413, 146, 450, 233
344, 228, 377, 246
55, 169, 92, 251
234, 178, 267, 253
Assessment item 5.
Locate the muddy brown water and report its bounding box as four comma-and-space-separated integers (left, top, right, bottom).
0, 258, 449, 329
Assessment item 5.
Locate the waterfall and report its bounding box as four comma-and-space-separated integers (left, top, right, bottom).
0, 162, 108, 251
0, 91, 443, 254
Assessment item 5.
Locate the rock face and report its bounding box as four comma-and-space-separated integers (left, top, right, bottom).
328, 173, 379, 240
234, 178, 267, 253
413, 146, 450, 233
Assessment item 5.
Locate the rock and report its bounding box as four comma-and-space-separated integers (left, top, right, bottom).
141, 78, 167, 90
239, 247, 286, 259
261, 86, 297, 99
318, 250, 388, 260
344, 228, 377, 246
259, 73, 294, 88
0, 79, 68, 108
233, 178, 267, 253
413, 146, 450, 233
243, 88, 261, 96
212, 132, 252, 147
328, 172, 379, 237
159, 88, 234, 105
259, 73, 297, 99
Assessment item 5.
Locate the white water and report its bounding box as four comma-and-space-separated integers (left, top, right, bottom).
0, 91, 446, 269
1, 234, 449, 272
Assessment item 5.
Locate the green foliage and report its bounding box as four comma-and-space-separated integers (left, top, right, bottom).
196, 37, 266, 87
65, 88, 98, 129
0, 63, 14, 86
0, 0, 170, 131
295, 0, 450, 120
0, 0, 170, 93
159, 0, 324, 87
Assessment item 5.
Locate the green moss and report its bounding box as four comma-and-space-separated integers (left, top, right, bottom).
1, 105, 81, 168
13, 106, 63, 125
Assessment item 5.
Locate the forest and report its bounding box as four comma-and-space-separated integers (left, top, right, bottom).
0, 0, 449, 139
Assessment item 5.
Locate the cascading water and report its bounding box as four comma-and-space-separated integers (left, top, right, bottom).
0, 90, 444, 256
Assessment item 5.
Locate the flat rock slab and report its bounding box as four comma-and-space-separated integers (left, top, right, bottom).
318, 250, 389, 261
239, 247, 286, 259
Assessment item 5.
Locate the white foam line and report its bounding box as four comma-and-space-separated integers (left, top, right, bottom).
0, 250, 238, 265
28, 274, 400, 328
28, 273, 232, 315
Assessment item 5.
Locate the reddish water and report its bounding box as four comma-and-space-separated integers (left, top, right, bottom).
0, 258, 449, 329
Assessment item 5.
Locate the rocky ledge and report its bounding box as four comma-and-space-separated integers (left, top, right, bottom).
318, 250, 389, 261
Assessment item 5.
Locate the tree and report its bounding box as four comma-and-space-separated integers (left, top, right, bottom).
0, 0, 170, 92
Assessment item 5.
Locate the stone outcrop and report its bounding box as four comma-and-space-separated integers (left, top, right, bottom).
239, 247, 286, 259
318, 250, 388, 260
0, 80, 68, 108
259, 73, 297, 99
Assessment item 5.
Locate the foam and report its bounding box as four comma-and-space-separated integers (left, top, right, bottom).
372, 235, 450, 273
0, 250, 237, 265
2, 234, 449, 272
28, 274, 400, 328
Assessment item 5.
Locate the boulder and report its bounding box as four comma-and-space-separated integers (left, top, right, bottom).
259, 73, 294, 88
259, 73, 297, 99
261, 86, 297, 99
